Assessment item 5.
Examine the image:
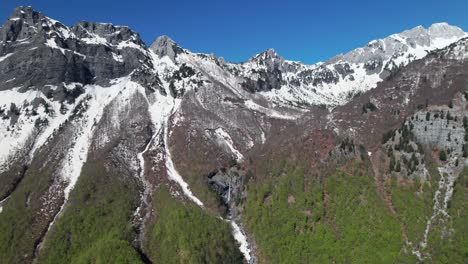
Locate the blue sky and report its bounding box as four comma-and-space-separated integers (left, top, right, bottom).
1, 0, 467, 64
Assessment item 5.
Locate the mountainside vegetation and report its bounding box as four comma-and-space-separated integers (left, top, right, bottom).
244, 160, 404, 263
145, 186, 244, 263
0, 6, 466, 264
37, 161, 142, 264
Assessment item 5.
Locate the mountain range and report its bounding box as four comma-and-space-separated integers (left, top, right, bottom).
0, 6, 466, 264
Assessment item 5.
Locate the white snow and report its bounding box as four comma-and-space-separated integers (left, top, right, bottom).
420, 165, 456, 248
44, 37, 86, 58
0, 53, 14, 62
248, 24, 467, 109
60, 78, 129, 199
0, 194, 11, 215
142, 53, 205, 207
164, 127, 205, 207
230, 220, 252, 263
244, 100, 298, 120
45, 38, 64, 55
81, 34, 109, 46
28, 89, 89, 162
0, 88, 46, 173
213, 128, 244, 161
117, 40, 147, 54
112, 52, 124, 62
412, 158, 459, 261
45, 37, 73, 56
135, 105, 156, 222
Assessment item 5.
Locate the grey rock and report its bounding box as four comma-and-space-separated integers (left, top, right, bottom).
150, 35, 184, 62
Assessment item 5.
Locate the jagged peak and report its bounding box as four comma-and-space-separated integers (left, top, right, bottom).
153, 35, 177, 46
150, 35, 184, 61
10, 6, 36, 18
71, 20, 144, 45
6, 6, 69, 32
249, 48, 283, 63
394, 23, 466, 41
1, 6, 69, 42
2, 6, 144, 46
7, 6, 44, 23
400, 25, 427, 36
327, 23, 466, 65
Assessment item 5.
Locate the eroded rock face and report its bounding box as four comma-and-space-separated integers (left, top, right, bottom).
0, 6, 149, 91
412, 107, 466, 155
150, 35, 185, 62
0, 6, 467, 264
208, 166, 247, 207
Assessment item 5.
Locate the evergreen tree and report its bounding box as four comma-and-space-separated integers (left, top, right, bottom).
439, 150, 447, 161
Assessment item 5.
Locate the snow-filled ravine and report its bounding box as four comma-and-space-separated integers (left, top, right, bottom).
411, 157, 460, 261
229, 219, 254, 263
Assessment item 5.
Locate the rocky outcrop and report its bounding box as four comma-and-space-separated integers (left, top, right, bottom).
150, 35, 185, 62
0, 6, 149, 92
0, 6, 467, 264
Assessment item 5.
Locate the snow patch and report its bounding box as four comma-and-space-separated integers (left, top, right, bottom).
28, 89, 88, 163
60, 78, 129, 199
0, 88, 48, 173
112, 52, 124, 62
0, 53, 14, 62
244, 100, 298, 120
412, 159, 459, 261
143, 52, 206, 207
213, 128, 244, 161
164, 115, 205, 207
45, 37, 86, 58
229, 220, 252, 263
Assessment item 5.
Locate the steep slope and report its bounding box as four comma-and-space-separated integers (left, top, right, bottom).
230, 23, 467, 107
240, 37, 468, 263
0, 6, 466, 264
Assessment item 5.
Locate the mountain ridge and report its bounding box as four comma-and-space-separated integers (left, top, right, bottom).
0, 6, 467, 264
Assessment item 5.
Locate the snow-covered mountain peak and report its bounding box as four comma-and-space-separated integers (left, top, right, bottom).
1, 7, 466, 112
328, 23, 466, 67
241, 48, 286, 75
241, 23, 466, 108
428, 22, 466, 39
249, 48, 282, 62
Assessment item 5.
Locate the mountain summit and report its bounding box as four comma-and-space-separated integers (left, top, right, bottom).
0, 7, 466, 264
150, 35, 184, 61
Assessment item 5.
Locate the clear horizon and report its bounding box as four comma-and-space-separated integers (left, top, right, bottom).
1, 0, 467, 64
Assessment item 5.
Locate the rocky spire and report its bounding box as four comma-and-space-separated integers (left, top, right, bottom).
248, 48, 284, 71
8, 6, 42, 22
150, 35, 184, 62
249, 48, 282, 62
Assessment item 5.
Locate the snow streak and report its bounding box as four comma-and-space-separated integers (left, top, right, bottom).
412, 158, 459, 260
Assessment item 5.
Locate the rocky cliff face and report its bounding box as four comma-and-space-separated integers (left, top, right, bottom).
0, 6, 466, 264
